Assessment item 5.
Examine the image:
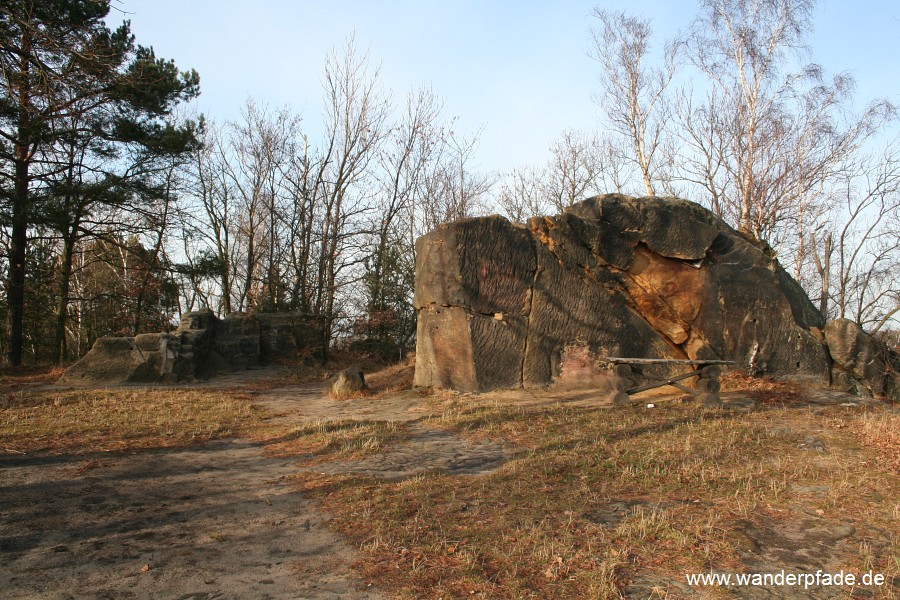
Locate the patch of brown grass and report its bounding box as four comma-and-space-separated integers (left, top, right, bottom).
289, 388, 899, 598
241, 366, 330, 391
264, 419, 408, 463
0, 365, 65, 392
365, 362, 415, 397
720, 371, 806, 404
242, 351, 411, 392
0, 388, 264, 455
854, 411, 900, 471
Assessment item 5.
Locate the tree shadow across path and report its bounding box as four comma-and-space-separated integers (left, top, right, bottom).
0, 437, 382, 599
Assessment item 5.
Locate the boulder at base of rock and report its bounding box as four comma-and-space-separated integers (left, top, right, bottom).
331, 367, 367, 398
824, 318, 896, 398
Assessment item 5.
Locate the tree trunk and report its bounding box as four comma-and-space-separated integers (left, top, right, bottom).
52, 228, 78, 365
6, 26, 32, 367
819, 233, 831, 318
221, 263, 233, 314
133, 175, 172, 335
6, 187, 27, 366
131, 250, 150, 335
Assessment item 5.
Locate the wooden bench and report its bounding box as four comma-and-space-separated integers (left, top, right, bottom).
602, 358, 736, 407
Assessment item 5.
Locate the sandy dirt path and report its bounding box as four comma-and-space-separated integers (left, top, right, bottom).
0, 374, 521, 599
7, 372, 862, 599
0, 379, 387, 600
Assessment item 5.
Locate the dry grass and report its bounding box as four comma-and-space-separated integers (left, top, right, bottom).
365, 361, 416, 397
720, 371, 806, 404
0, 387, 265, 455
264, 419, 409, 463
854, 411, 900, 471
0, 365, 65, 392
243, 351, 413, 394
286, 387, 899, 599
3, 362, 896, 597
241, 366, 331, 391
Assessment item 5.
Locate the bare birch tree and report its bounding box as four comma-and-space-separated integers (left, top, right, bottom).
680, 0, 894, 248
590, 9, 675, 196
682, 0, 814, 237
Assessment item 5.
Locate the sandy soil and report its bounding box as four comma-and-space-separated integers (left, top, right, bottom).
0, 371, 396, 600
1, 367, 888, 599
0, 438, 382, 599
0, 368, 517, 600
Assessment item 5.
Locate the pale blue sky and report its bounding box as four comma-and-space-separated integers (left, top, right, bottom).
110, 0, 900, 174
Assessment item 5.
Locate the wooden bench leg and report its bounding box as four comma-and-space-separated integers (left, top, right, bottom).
697, 366, 722, 407
607, 391, 631, 406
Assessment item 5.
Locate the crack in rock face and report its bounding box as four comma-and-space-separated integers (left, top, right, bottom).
413, 194, 830, 393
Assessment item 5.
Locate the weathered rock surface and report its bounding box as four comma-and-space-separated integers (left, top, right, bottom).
824, 318, 898, 399
59, 337, 170, 385
258, 312, 322, 362
330, 367, 367, 398
414, 194, 831, 392
60, 310, 323, 385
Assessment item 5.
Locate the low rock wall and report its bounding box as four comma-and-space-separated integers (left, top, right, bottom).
60, 310, 324, 385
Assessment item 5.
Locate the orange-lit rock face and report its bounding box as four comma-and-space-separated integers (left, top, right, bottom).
623, 246, 708, 346
414, 194, 830, 392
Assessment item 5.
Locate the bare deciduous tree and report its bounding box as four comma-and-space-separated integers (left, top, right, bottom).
544, 129, 608, 211
496, 166, 548, 223
225, 100, 297, 311
680, 0, 893, 249
590, 9, 675, 196
673, 88, 731, 217
360, 85, 448, 354
188, 119, 238, 314
496, 130, 632, 222
312, 38, 391, 355
811, 144, 900, 331
419, 131, 492, 234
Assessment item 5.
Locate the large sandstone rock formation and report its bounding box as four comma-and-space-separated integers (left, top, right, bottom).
414, 194, 830, 392
60, 309, 322, 385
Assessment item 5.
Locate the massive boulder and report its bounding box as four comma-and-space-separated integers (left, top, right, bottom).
414, 194, 830, 392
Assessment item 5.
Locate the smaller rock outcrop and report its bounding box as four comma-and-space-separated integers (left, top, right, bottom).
258, 312, 322, 362
331, 367, 367, 398
824, 319, 898, 400
59, 337, 170, 385
60, 310, 323, 385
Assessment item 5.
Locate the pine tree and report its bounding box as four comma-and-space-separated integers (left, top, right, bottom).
0, 0, 199, 365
